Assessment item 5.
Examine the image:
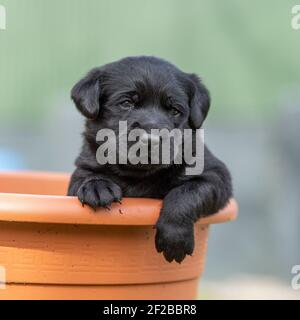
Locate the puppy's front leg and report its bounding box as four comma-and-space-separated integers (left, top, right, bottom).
155, 161, 232, 263
68, 168, 122, 210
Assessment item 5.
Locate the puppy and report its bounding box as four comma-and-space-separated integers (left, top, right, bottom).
68, 56, 232, 263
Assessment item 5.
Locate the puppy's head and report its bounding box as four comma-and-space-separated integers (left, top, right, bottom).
71, 56, 210, 174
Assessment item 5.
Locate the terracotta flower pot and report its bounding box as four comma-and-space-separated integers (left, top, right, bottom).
0, 171, 237, 300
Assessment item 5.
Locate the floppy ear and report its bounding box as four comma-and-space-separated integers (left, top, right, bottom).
188, 74, 210, 129
71, 68, 102, 119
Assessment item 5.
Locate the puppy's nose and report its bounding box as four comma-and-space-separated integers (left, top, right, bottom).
140, 132, 160, 145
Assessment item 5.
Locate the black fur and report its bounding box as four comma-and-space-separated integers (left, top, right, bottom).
68, 56, 232, 263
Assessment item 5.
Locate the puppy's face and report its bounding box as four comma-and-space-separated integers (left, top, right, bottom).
71, 56, 210, 175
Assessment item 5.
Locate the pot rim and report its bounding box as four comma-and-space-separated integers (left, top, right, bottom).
0, 171, 238, 226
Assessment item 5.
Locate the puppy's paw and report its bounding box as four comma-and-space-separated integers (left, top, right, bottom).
155, 219, 194, 263
77, 177, 122, 210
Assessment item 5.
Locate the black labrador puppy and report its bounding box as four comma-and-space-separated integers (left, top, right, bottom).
68, 56, 232, 263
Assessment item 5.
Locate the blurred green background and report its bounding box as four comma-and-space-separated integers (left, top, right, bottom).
1, 0, 300, 299
1, 0, 299, 124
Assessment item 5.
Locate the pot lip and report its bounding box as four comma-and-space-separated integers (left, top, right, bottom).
0, 170, 238, 226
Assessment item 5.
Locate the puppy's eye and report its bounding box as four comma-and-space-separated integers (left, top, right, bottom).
170, 107, 181, 116
120, 100, 134, 110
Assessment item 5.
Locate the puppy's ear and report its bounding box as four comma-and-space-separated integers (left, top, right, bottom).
71, 68, 102, 119
188, 74, 210, 129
